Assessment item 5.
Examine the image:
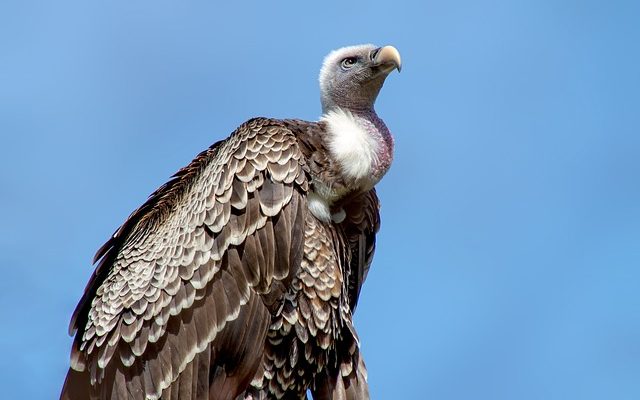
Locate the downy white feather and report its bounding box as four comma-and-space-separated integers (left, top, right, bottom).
322, 108, 379, 182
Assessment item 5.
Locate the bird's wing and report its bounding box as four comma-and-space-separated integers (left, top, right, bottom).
61, 118, 309, 400
342, 189, 380, 311
310, 190, 379, 400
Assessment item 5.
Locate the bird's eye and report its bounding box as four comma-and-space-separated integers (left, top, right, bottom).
341, 57, 358, 69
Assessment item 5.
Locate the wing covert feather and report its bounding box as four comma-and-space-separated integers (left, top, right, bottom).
63, 118, 310, 400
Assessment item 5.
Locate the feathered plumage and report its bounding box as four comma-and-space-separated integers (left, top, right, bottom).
61, 44, 400, 400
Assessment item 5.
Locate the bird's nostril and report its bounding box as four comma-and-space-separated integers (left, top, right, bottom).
370, 48, 381, 61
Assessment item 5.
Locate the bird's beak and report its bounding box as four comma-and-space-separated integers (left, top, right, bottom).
372, 45, 402, 73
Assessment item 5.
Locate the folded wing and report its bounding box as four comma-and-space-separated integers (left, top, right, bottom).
61, 118, 309, 400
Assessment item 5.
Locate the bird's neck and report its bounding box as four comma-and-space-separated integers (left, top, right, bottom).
321, 107, 394, 187
350, 108, 394, 177
292, 107, 394, 224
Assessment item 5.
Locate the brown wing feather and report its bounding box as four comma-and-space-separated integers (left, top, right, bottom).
341, 189, 381, 311
308, 191, 379, 400
61, 118, 309, 400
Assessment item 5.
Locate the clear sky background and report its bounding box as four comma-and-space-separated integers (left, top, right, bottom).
1, 1, 639, 399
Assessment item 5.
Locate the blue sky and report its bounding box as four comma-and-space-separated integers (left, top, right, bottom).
1, 1, 639, 398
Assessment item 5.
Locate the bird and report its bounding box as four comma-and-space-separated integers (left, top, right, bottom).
61, 43, 401, 400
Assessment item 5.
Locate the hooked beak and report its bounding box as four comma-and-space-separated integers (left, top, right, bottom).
371, 45, 402, 73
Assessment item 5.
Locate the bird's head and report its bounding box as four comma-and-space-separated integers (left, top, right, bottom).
319, 44, 401, 114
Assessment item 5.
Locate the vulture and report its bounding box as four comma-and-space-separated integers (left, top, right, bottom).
61, 44, 401, 400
